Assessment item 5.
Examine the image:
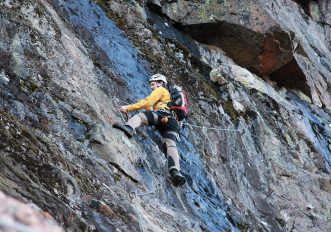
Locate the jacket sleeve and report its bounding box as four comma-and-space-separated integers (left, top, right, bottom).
126, 88, 163, 112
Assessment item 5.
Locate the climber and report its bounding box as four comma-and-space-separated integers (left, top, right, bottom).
112, 74, 186, 187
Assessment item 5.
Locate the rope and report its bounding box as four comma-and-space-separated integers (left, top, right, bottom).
182, 121, 298, 155
182, 122, 242, 132
129, 183, 162, 200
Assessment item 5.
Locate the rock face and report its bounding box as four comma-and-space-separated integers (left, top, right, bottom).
0, 191, 61, 232
150, 0, 331, 109
0, 0, 330, 232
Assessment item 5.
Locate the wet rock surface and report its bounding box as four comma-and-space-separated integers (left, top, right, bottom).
0, 0, 330, 231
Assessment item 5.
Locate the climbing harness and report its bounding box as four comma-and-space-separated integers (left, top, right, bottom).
156, 110, 177, 124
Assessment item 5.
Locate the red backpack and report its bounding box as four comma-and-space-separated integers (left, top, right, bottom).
167, 84, 188, 121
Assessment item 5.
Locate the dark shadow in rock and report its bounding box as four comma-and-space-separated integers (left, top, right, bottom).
176, 21, 264, 73
269, 57, 311, 98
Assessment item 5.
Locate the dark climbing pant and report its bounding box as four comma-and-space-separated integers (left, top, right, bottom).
125, 110, 180, 172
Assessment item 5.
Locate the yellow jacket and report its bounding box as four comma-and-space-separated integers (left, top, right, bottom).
127, 87, 171, 112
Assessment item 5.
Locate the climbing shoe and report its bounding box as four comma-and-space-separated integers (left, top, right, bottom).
112, 123, 134, 138
170, 169, 186, 187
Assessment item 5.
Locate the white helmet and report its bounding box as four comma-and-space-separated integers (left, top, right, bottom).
149, 73, 167, 84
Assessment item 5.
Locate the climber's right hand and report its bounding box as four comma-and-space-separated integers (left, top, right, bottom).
118, 105, 128, 113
